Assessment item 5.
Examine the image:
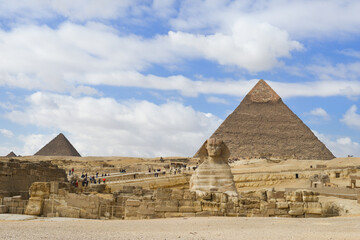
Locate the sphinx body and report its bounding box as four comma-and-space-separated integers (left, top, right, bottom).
190, 138, 238, 196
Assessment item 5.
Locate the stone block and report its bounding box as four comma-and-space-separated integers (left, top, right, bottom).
276, 202, 289, 209
275, 208, 289, 215
16, 208, 24, 214
29, 182, 51, 199
137, 204, 155, 215
305, 202, 322, 215
133, 188, 143, 196
154, 188, 172, 200
183, 191, 196, 200
286, 191, 303, 202
202, 202, 219, 212
179, 206, 198, 213
155, 200, 178, 212
57, 206, 80, 218
126, 200, 141, 207
266, 208, 276, 216
0, 205, 8, 213
211, 192, 227, 203
171, 189, 184, 200
288, 202, 304, 216
25, 197, 44, 216
302, 191, 319, 202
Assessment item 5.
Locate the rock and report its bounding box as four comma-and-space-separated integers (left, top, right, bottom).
25, 197, 44, 216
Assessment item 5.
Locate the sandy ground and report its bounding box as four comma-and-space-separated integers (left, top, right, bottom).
1, 216, 360, 240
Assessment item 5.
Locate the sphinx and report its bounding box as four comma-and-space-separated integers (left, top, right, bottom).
190, 138, 238, 196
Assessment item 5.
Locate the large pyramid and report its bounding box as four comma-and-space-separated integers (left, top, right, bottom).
34, 133, 81, 157
196, 80, 334, 160
6, 151, 17, 157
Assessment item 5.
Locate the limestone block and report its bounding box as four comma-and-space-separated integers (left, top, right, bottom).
286, 190, 303, 202
196, 191, 212, 201
57, 206, 80, 218
274, 208, 289, 215
202, 202, 220, 212
137, 203, 155, 215
29, 182, 51, 199
276, 202, 289, 209
228, 196, 239, 206
25, 197, 44, 216
183, 190, 196, 200
302, 191, 319, 202
304, 202, 322, 215
155, 200, 178, 212
260, 201, 268, 211
133, 188, 143, 196
126, 199, 141, 207
171, 189, 184, 200
288, 202, 304, 216
154, 188, 172, 200
266, 208, 276, 216
0, 205, 8, 213
210, 192, 228, 203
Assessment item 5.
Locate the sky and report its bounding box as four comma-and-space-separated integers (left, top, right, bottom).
0, 0, 360, 157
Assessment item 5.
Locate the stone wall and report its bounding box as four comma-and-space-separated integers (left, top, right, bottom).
233, 168, 356, 188
0, 159, 68, 199
0, 196, 28, 214
21, 182, 340, 219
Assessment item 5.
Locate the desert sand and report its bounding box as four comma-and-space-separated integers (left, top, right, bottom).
1, 216, 360, 240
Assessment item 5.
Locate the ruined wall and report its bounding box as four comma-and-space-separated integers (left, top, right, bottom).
24, 183, 339, 219
0, 159, 68, 198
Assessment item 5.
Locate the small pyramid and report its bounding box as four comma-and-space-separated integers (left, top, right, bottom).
6, 151, 17, 157
34, 133, 81, 157
196, 79, 335, 160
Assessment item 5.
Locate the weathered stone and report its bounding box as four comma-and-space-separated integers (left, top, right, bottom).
25, 197, 44, 216
276, 202, 289, 209
171, 189, 184, 200
155, 200, 178, 212
191, 138, 238, 196
288, 202, 304, 216
183, 190, 196, 200
126, 199, 141, 207
0, 205, 8, 213
154, 188, 172, 200
305, 202, 322, 215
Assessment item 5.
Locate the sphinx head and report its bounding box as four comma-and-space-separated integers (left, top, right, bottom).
205, 138, 223, 157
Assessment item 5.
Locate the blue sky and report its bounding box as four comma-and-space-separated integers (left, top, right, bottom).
0, 0, 360, 157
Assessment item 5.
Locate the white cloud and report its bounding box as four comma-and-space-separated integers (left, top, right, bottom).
308, 62, 360, 82
6, 92, 222, 157
338, 49, 360, 59
172, 0, 360, 39
341, 105, 360, 129
0, 21, 302, 93
313, 130, 360, 157
305, 108, 330, 120
206, 96, 229, 104
20, 133, 56, 156
0, 129, 14, 137
168, 20, 303, 72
